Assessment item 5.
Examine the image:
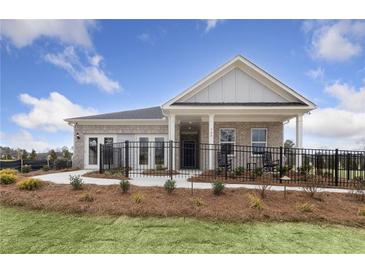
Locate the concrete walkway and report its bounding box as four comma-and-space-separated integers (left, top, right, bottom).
33, 169, 350, 194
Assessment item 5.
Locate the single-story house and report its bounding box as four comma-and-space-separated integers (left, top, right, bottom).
65, 55, 316, 170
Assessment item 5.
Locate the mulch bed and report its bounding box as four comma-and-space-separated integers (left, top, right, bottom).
1, 176, 364, 227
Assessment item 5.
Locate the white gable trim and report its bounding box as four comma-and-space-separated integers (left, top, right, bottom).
162, 55, 316, 109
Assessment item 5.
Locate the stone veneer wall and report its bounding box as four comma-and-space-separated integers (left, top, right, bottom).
73, 124, 168, 168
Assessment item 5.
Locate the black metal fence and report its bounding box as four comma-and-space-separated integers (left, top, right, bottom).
100, 141, 365, 188
0, 159, 68, 171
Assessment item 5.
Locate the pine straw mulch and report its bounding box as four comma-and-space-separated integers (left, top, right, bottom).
0, 177, 364, 227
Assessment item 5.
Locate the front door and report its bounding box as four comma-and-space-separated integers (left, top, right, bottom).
181, 140, 197, 169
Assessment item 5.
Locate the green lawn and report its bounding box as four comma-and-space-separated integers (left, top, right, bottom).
0, 206, 364, 253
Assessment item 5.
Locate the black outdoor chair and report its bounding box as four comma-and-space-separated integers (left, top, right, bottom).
262, 151, 279, 172
217, 151, 232, 171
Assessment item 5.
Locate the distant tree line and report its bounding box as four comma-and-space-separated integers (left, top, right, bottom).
0, 146, 72, 161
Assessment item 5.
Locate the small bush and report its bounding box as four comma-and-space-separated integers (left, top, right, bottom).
233, 166, 244, 176
164, 179, 176, 194
54, 158, 71, 170
132, 193, 144, 204
42, 165, 50, 171
212, 181, 225, 195
21, 165, 32, 173
247, 193, 263, 210
79, 193, 94, 202
17, 178, 42, 190
0, 168, 18, 176
257, 184, 271, 199
120, 179, 130, 193
69, 175, 83, 190
297, 202, 315, 213
253, 167, 263, 178
156, 164, 166, 171
0, 174, 17, 185
358, 207, 365, 217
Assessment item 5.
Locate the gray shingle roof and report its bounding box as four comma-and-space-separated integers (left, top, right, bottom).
67, 106, 164, 120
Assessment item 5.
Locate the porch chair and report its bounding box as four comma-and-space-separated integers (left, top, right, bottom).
262, 151, 280, 172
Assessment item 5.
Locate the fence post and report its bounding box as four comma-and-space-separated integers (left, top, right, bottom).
335, 149, 339, 186
169, 140, 173, 180
224, 150, 228, 180
125, 141, 129, 178
279, 146, 283, 183
99, 144, 103, 173
346, 153, 350, 182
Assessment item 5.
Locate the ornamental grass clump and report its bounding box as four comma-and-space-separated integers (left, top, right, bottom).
132, 193, 144, 204
247, 193, 263, 210
120, 179, 130, 193
164, 179, 176, 194
17, 178, 42, 190
79, 193, 94, 202
212, 181, 225, 196
296, 202, 315, 213
0, 169, 18, 176
0, 174, 17, 185
69, 175, 83, 190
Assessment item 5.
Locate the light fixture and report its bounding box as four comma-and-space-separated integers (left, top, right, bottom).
76, 132, 80, 139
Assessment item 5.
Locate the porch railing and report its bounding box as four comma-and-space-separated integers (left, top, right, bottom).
99, 141, 365, 189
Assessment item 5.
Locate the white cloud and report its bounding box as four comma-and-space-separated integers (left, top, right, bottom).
325, 81, 365, 113
204, 20, 223, 32
138, 33, 154, 44
0, 20, 95, 48
44, 46, 121, 93
306, 67, 325, 80
12, 91, 97, 132
304, 20, 365, 62
0, 130, 51, 152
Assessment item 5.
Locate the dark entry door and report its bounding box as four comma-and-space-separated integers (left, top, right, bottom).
182, 141, 197, 169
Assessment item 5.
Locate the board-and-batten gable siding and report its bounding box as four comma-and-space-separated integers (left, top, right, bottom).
181, 68, 299, 103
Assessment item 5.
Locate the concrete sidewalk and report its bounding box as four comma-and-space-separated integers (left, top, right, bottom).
33, 169, 350, 194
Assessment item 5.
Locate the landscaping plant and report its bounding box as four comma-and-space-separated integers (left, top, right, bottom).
296, 202, 315, 213
120, 179, 130, 193
79, 193, 94, 202
191, 197, 204, 208
253, 167, 263, 178
0, 169, 18, 176
164, 179, 176, 194
21, 164, 32, 173
212, 181, 225, 195
358, 207, 365, 217
54, 158, 70, 170
247, 193, 263, 210
0, 174, 17, 185
257, 183, 271, 199
42, 165, 50, 171
302, 181, 318, 198
69, 175, 83, 190
350, 177, 365, 201
132, 193, 144, 204
233, 166, 244, 176
17, 178, 42, 190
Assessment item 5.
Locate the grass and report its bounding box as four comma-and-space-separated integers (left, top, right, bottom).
0, 206, 364, 253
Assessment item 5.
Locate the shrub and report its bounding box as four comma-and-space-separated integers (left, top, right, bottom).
247, 193, 263, 210
191, 197, 204, 208
17, 178, 42, 190
132, 193, 144, 204
54, 158, 70, 170
164, 179, 176, 194
120, 179, 130, 193
69, 175, 83, 190
42, 165, 50, 171
0, 174, 17, 185
212, 181, 225, 195
253, 167, 263, 178
156, 164, 166, 171
297, 202, 315, 213
358, 207, 365, 217
233, 166, 244, 176
79, 193, 94, 202
257, 184, 271, 199
21, 165, 32, 173
302, 181, 318, 198
0, 168, 18, 176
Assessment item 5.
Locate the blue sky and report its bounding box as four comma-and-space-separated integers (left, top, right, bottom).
1, 19, 365, 152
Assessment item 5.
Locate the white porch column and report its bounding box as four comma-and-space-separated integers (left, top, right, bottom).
208, 114, 215, 170
168, 114, 176, 170
296, 114, 303, 167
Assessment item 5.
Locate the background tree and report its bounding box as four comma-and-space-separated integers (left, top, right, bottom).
20, 149, 28, 160
62, 146, 72, 160
29, 149, 37, 160
49, 149, 57, 162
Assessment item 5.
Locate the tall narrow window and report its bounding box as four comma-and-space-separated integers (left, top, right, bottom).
219, 128, 236, 155
139, 137, 149, 165
155, 137, 165, 166
251, 128, 267, 154
104, 137, 113, 165
88, 138, 98, 165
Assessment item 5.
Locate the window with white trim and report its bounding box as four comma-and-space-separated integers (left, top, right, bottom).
251, 128, 267, 155
219, 128, 236, 155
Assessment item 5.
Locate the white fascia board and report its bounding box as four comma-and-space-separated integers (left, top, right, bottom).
64, 118, 167, 126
